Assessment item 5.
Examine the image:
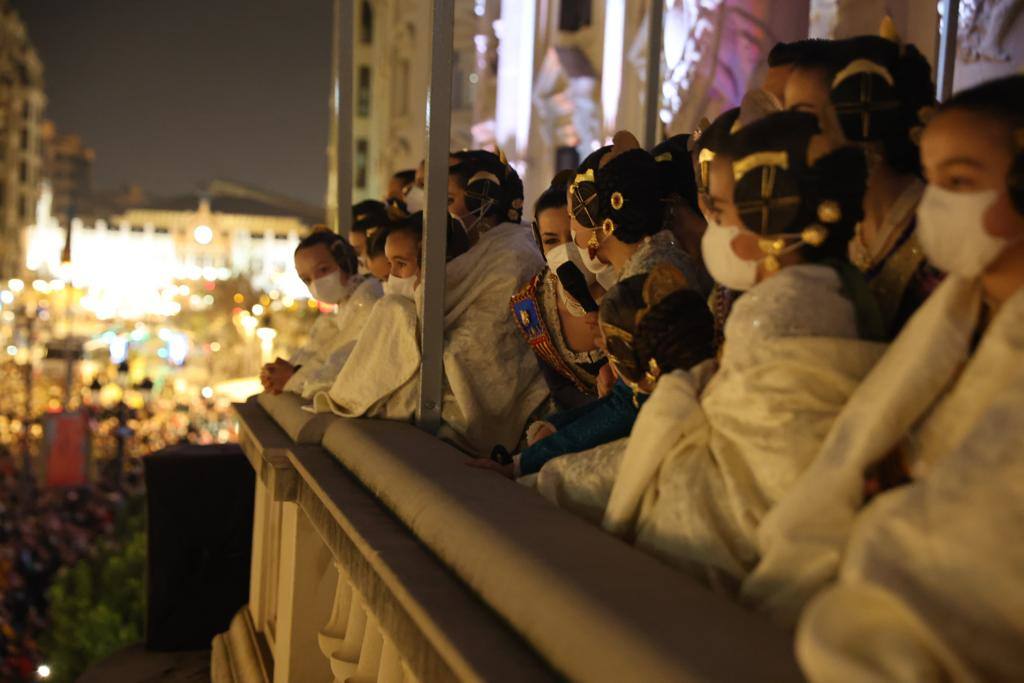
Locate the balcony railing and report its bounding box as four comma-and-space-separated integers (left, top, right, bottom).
210, 393, 803, 682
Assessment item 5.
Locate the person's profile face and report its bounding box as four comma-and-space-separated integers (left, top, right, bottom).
447, 175, 471, 223
385, 230, 421, 281
536, 207, 571, 256
921, 109, 1024, 240
366, 253, 391, 281
784, 66, 832, 124
294, 243, 341, 288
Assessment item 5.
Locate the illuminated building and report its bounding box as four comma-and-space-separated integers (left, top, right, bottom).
24, 179, 323, 318
0, 0, 45, 279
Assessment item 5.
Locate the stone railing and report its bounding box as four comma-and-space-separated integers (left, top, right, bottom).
211, 393, 804, 683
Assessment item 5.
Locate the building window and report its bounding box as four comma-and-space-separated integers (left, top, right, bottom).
131, 225, 145, 233
19, 194, 28, 220
559, 0, 592, 31
360, 1, 373, 43
357, 66, 371, 117
274, 233, 288, 241
394, 59, 410, 116
154, 226, 170, 235
20, 129, 28, 150
355, 139, 368, 189
251, 231, 265, 240
19, 162, 27, 182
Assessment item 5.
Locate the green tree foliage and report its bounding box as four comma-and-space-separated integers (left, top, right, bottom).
41, 502, 145, 683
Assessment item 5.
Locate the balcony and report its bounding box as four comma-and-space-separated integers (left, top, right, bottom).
210, 392, 802, 682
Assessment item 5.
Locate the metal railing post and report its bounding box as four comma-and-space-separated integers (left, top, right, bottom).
644, 0, 665, 149
417, 0, 454, 432
329, 0, 355, 235
936, 0, 959, 101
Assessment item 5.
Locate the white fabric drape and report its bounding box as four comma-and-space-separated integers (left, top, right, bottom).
603, 265, 886, 586
289, 277, 384, 399
743, 278, 1024, 680
314, 223, 548, 456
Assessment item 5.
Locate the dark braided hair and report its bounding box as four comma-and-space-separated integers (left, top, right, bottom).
726, 111, 867, 263
599, 269, 714, 384
820, 36, 935, 175
386, 211, 471, 264
296, 227, 359, 276
651, 134, 700, 216
449, 150, 524, 223
351, 200, 389, 234
595, 148, 663, 244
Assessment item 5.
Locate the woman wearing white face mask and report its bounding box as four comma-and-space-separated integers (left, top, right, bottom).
601, 112, 887, 588
260, 227, 383, 399
744, 75, 1024, 682
314, 206, 550, 458
510, 171, 606, 412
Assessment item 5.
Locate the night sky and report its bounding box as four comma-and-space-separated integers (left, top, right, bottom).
12, 0, 333, 206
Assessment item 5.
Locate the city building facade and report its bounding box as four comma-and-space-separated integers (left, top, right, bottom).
0, 0, 45, 279
24, 179, 321, 319
40, 120, 94, 224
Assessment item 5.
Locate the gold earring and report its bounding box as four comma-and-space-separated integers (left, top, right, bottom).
587, 232, 600, 250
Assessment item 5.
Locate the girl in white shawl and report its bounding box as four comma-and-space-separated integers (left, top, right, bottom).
601, 112, 887, 589
315, 155, 549, 457
260, 228, 382, 399
743, 75, 1024, 682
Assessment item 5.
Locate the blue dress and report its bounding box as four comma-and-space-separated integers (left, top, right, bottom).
519, 379, 648, 476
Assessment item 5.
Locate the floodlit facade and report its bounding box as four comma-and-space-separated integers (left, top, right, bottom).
23, 180, 321, 318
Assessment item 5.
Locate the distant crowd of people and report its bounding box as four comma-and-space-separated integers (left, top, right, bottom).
261, 24, 1024, 681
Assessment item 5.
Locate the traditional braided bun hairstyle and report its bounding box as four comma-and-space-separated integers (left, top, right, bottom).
595, 131, 663, 245
569, 146, 611, 229
829, 32, 935, 174
727, 110, 867, 265
449, 149, 525, 223
351, 200, 389, 235
297, 226, 359, 276
599, 265, 714, 384
691, 107, 740, 198
650, 134, 700, 215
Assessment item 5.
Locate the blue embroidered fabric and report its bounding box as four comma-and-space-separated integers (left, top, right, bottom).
519, 379, 648, 476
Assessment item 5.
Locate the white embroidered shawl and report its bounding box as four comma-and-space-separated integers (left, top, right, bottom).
743, 276, 1024, 649
314, 222, 548, 455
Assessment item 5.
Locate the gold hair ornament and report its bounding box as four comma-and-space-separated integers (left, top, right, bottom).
610, 192, 624, 210
757, 226, 830, 271
602, 218, 616, 236
733, 151, 789, 181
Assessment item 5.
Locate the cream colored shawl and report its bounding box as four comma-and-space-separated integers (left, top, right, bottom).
743, 277, 1024, 639
287, 277, 384, 399
315, 222, 548, 455
603, 265, 886, 586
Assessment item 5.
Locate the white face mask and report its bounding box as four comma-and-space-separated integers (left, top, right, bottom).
403, 185, 425, 214
571, 228, 611, 275
917, 185, 1009, 279
383, 273, 418, 299
309, 270, 346, 304
701, 220, 759, 291
545, 242, 597, 286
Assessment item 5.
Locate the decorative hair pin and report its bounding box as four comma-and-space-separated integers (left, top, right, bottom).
757, 225, 830, 272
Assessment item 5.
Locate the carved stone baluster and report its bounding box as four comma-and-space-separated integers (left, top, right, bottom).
317, 568, 352, 677
346, 612, 383, 683
318, 572, 368, 681
377, 636, 404, 683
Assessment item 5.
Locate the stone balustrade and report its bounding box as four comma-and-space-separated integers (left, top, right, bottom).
212, 394, 804, 683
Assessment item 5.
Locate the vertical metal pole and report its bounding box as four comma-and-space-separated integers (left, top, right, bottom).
936, 0, 959, 101
417, 0, 454, 433
644, 0, 665, 149
329, 0, 355, 235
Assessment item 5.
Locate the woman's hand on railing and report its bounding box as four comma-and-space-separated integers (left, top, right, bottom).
261, 358, 296, 394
